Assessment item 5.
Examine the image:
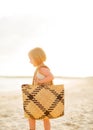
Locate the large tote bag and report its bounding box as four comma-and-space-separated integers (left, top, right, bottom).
21, 83, 64, 120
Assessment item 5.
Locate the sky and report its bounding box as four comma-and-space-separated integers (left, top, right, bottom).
0, 0, 93, 77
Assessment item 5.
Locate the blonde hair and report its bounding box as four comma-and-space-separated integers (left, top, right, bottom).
28, 47, 46, 65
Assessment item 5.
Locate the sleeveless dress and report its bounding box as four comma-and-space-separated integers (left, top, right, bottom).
32, 65, 53, 86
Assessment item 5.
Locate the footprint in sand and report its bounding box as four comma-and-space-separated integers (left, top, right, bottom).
64, 122, 80, 129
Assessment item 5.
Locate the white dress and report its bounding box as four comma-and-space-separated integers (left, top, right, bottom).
36, 72, 45, 79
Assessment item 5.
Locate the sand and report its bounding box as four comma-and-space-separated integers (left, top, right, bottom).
0, 78, 93, 130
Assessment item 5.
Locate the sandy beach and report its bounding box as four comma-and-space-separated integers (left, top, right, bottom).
0, 77, 93, 130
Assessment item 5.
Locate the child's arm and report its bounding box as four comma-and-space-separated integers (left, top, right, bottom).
36, 67, 54, 84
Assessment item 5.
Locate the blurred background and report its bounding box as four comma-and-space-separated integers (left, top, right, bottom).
0, 1, 93, 130
0, 0, 93, 77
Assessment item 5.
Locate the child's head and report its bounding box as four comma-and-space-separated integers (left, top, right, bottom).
28, 47, 46, 66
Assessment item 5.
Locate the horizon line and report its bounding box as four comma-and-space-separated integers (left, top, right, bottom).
0, 75, 93, 79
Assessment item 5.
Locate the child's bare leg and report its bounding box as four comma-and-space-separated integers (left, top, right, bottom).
28, 118, 36, 130
43, 117, 51, 130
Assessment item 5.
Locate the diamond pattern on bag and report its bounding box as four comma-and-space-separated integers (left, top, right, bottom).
22, 84, 64, 119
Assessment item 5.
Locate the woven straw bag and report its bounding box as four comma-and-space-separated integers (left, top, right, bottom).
21, 83, 64, 119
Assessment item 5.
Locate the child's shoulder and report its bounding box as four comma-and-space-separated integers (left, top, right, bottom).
39, 65, 50, 73
39, 65, 49, 71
